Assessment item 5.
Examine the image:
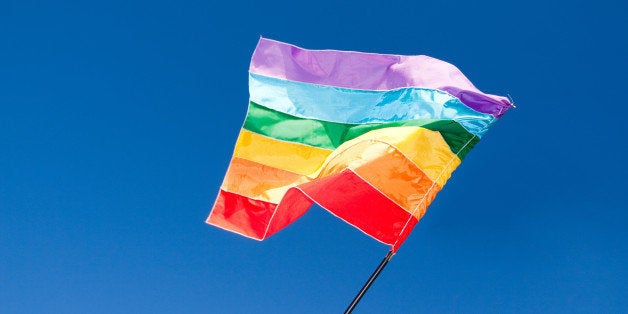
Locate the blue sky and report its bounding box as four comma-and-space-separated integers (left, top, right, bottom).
1, 0, 626, 313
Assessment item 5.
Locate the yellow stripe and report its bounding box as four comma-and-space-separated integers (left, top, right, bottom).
320, 126, 460, 187
234, 129, 332, 175
235, 127, 460, 187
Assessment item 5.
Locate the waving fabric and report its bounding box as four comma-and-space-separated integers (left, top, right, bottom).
207, 38, 512, 252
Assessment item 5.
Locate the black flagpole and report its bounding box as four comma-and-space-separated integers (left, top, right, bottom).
344, 250, 395, 314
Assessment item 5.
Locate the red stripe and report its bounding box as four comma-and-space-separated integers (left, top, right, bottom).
208, 172, 419, 250
207, 190, 277, 240
299, 169, 418, 249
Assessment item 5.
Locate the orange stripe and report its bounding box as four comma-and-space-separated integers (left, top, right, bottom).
221, 157, 306, 202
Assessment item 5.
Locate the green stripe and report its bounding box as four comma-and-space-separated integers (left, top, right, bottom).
244, 102, 479, 159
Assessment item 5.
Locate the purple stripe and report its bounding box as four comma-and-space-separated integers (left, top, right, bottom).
250, 37, 512, 118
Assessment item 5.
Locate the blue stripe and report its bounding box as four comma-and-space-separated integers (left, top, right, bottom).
249, 73, 496, 137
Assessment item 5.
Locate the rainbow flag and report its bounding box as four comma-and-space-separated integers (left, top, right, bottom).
207, 38, 512, 252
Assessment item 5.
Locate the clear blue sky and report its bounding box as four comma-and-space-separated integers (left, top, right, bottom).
1, 0, 626, 313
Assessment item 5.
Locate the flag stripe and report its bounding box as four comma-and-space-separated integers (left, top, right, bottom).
220, 157, 306, 203
244, 101, 479, 159
249, 73, 496, 137
234, 127, 460, 187
207, 189, 277, 240
250, 37, 512, 117
234, 129, 332, 175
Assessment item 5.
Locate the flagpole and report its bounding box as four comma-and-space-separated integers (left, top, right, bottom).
344, 250, 395, 314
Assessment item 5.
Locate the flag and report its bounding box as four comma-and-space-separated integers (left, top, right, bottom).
207, 38, 512, 252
